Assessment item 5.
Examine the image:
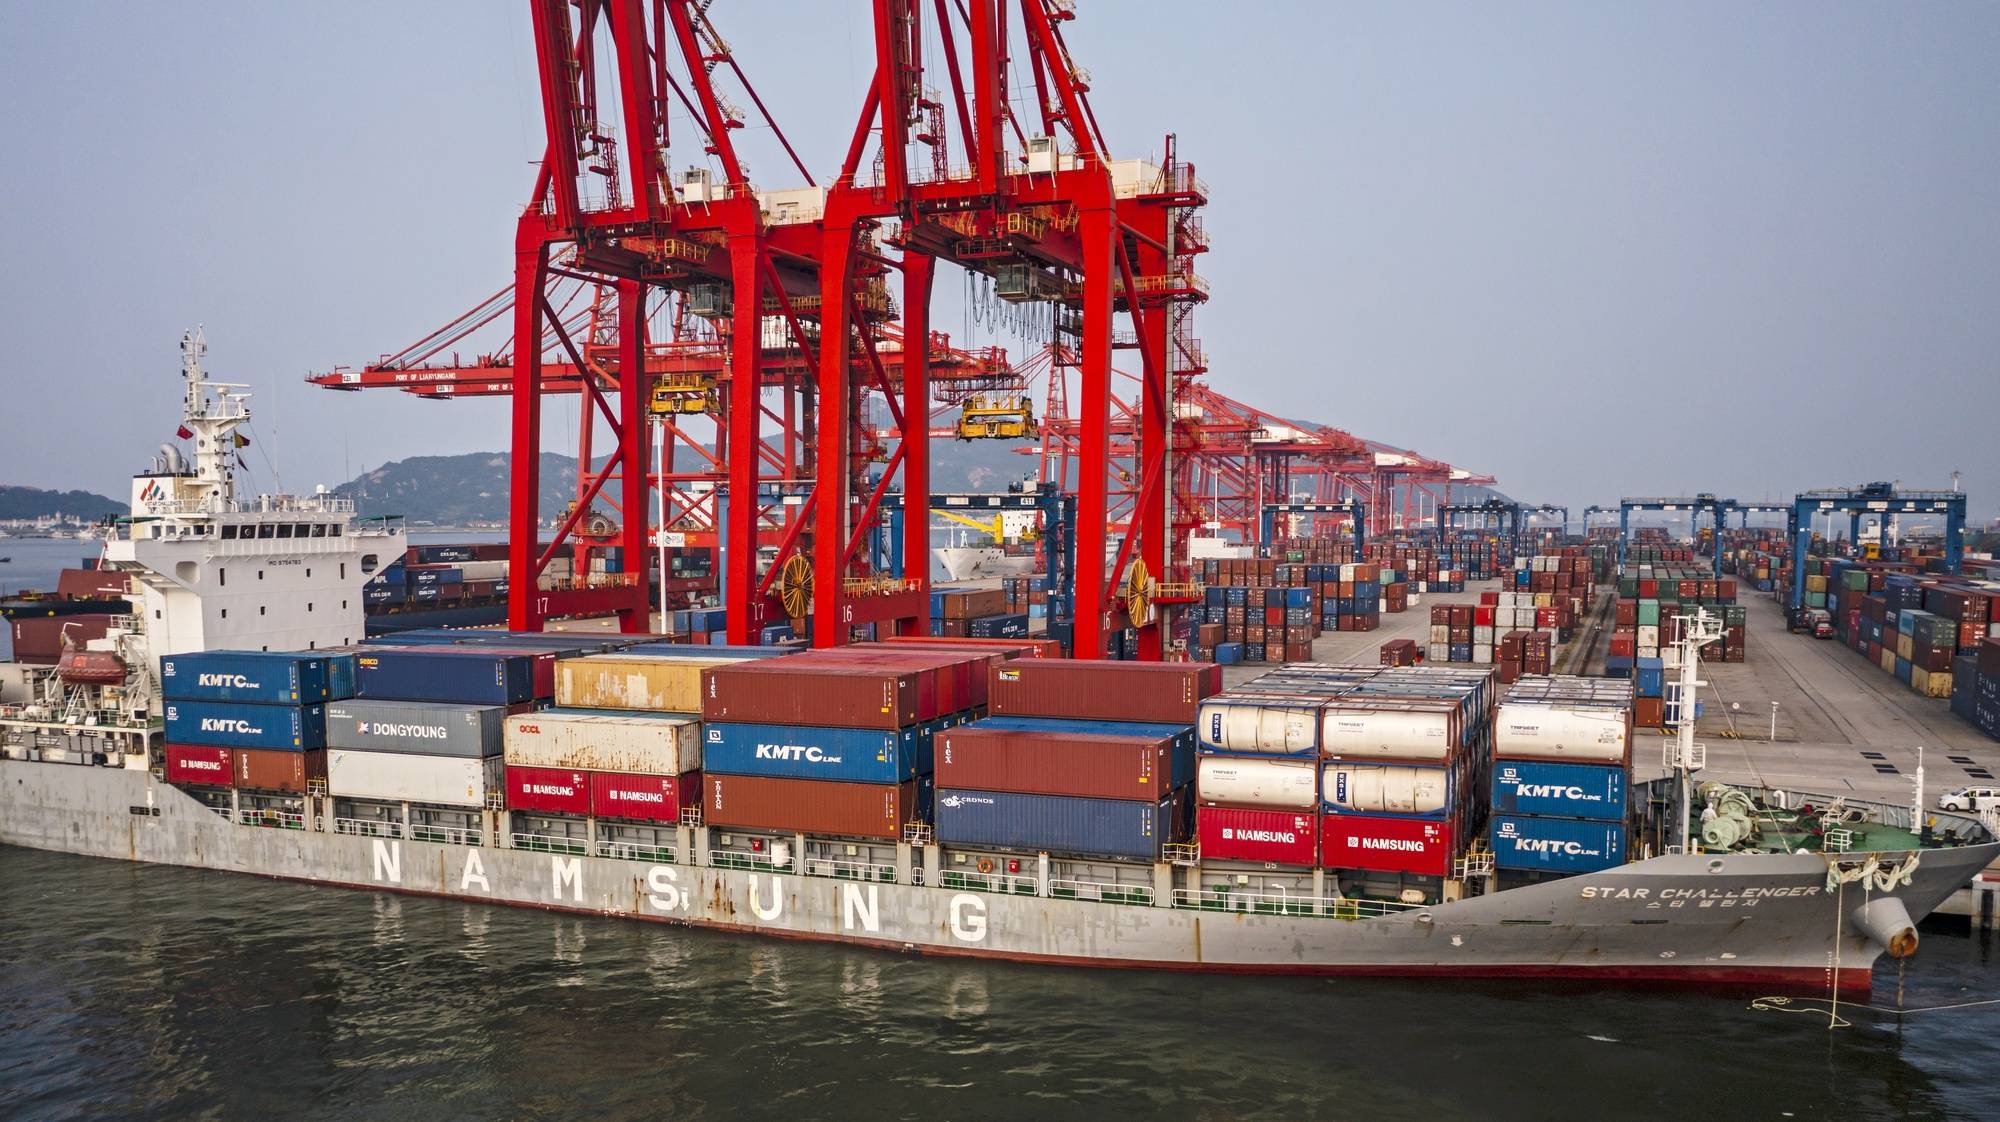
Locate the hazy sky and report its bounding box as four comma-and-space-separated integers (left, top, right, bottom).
2, 2, 1995, 522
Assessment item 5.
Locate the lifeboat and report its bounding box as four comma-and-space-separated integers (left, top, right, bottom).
57, 647, 126, 686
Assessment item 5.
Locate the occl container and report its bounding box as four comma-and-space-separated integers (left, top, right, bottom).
1490, 759, 1627, 821
1196, 756, 1318, 809
1318, 812, 1453, 876
554, 654, 728, 711
327, 749, 503, 806
934, 788, 1176, 860
1492, 702, 1631, 764
1197, 805, 1317, 866
234, 747, 326, 793
165, 744, 232, 786
1490, 815, 1627, 873
1320, 763, 1453, 817
1197, 697, 1321, 758
164, 701, 327, 751
590, 770, 694, 823
937, 724, 1180, 801
504, 764, 592, 815
702, 774, 925, 840
703, 721, 932, 783
160, 650, 356, 704
503, 709, 701, 774
326, 699, 506, 758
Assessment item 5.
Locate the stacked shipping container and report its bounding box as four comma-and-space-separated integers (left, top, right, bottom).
161, 651, 356, 793
1488, 677, 1634, 875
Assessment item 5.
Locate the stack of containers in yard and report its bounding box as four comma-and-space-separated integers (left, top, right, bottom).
1796, 560, 1999, 712
1264, 541, 1411, 614
1192, 690, 1323, 867
1609, 562, 1744, 724
1188, 561, 1386, 663
161, 651, 357, 791
1488, 676, 1633, 875
695, 649, 1016, 839
1366, 542, 1466, 595
1950, 639, 2000, 741
931, 660, 1219, 860
930, 586, 1030, 640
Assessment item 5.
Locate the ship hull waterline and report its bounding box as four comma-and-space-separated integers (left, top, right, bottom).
4, 762, 1989, 998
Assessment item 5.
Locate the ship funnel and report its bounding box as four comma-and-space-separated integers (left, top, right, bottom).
159, 444, 186, 474
1852, 896, 1919, 959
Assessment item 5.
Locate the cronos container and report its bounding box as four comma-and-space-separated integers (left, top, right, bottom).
701, 662, 925, 729
1321, 763, 1453, 818
986, 660, 1219, 724
326, 700, 506, 758
1196, 756, 1318, 809
1317, 700, 1461, 763
554, 654, 728, 711
234, 748, 327, 793
591, 771, 694, 823
160, 650, 357, 704
936, 724, 1178, 801
1490, 815, 1627, 874
1197, 806, 1318, 866
504, 764, 592, 815
1490, 759, 1627, 821
935, 789, 1176, 860
1318, 813, 1453, 876
1492, 703, 1632, 764
703, 774, 925, 839
165, 744, 232, 786
327, 749, 503, 807
355, 648, 535, 706
164, 701, 328, 751
1197, 697, 1323, 758
702, 722, 932, 784
503, 709, 701, 774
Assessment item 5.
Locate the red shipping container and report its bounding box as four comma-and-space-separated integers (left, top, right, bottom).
1199, 806, 1318, 866
937, 725, 1173, 801
8, 613, 117, 665
1319, 813, 1453, 876
704, 774, 919, 839
987, 659, 1219, 723
591, 770, 694, 822
505, 764, 592, 815
166, 744, 233, 786
702, 660, 925, 728
56, 568, 132, 599
234, 748, 326, 792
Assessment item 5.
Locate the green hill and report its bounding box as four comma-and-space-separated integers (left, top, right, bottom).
0, 485, 126, 521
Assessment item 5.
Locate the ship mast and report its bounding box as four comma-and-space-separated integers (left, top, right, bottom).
178, 328, 252, 512
1666, 606, 1721, 852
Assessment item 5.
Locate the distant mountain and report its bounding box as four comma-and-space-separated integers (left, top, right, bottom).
0, 484, 126, 521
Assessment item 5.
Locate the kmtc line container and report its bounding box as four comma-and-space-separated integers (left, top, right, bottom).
702, 722, 935, 784
326, 699, 506, 758
328, 749, 503, 807
555, 654, 734, 712
934, 789, 1178, 861
936, 724, 1181, 801
1492, 702, 1632, 764
504, 764, 592, 816
165, 744, 232, 786
700, 662, 927, 729
986, 660, 1220, 724
1320, 763, 1453, 818
160, 650, 357, 704
591, 770, 695, 822
164, 701, 328, 751
234, 748, 326, 793
1197, 806, 1318, 867
1197, 697, 1323, 758
356, 649, 535, 706
1490, 759, 1627, 821
1490, 815, 1627, 874
503, 709, 701, 774
703, 774, 926, 840
1318, 813, 1454, 876
1196, 756, 1319, 809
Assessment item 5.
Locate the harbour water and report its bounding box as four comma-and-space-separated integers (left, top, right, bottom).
2, 846, 1995, 1119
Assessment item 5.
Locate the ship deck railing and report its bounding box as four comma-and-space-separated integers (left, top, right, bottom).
708, 850, 786, 874
1171, 888, 1428, 920
236, 808, 306, 831
511, 831, 589, 856
940, 868, 1040, 896
803, 856, 897, 883
600, 840, 678, 864
411, 823, 483, 847
334, 817, 405, 840
1048, 877, 1156, 906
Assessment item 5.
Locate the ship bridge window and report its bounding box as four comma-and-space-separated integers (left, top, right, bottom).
294, 523, 309, 537
257, 524, 275, 539
276, 524, 293, 539
221, 525, 237, 540
330, 523, 342, 537
359, 554, 378, 575
310, 523, 327, 538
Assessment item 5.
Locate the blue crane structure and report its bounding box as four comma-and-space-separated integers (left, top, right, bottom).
1785, 483, 1966, 618
1618, 495, 1734, 576
1436, 498, 1521, 550
1258, 499, 1367, 563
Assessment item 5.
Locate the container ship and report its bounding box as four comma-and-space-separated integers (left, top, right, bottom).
2, 337, 1994, 999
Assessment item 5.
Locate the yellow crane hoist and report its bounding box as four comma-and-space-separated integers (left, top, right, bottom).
648, 372, 718, 415
954, 395, 1038, 440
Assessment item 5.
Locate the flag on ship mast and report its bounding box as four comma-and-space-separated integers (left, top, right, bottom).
176, 424, 194, 440
232, 432, 251, 448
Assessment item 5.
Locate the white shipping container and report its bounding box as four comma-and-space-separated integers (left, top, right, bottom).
328, 749, 502, 806
1473, 644, 1494, 664
504, 709, 701, 773
1320, 704, 1458, 762
1637, 625, 1660, 648
1492, 702, 1631, 763
1428, 642, 1450, 662
455, 559, 509, 581
1197, 756, 1318, 809
1321, 763, 1451, 815
1429, 625, 1450, 644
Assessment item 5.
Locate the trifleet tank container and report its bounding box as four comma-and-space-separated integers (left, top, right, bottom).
326, 700, 506, 758
702, 721, 934, 784
1196, 756, 1319, 810
1321, 763, 1453, 818
1491, 815, 1627, 874
327, 749, 503, 807
1492, 703, 1631, 764
1197, 698, 1321, 758
1197, 805, 1318, 866
554, 654, 729, 712
503, 709, 701, 774
1490, 759, 1627, 821
1317, 701, 1459, 762
934, 789, 1177, 861
160, 650, 356, 704
164, 701, 327, 751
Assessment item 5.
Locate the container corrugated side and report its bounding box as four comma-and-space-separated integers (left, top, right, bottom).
936, 725, 1175, 801
355, 648, 534, 706
702, 722, 932, 783
1490, 759, 1627, 821
325, 700, 506, 758
987, 660, 1218, 723
160, 651, 355, 704
1490, 815, 1627, 873
554, 654, 732, 711
934, 789, 1177, 860
702, 774, 924, 840
234, 747, 326, 793
700, 663, 924, 729
971, 715, 1196, 778
165, 744, 232, 786
591, 771, 694, 822
504, 764, 592, 815
164, 701, 327, 751
502, 709, 700, 774
1197, 806, 1318, 866
327, 749, 502, 806
1318, 813, 1453, 876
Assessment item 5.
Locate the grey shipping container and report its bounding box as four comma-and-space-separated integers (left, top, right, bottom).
325, 699, 506, 758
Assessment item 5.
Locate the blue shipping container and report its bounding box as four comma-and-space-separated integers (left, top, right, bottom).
968, 613, 1030, 639
165, 701, 327, 751
703, 721, 935, 783
355, 649, 535, 705
1490, 759, 1627, 821
935, 788, 1176, 860
1490, 815, 1627, 874
160, 650, 357, 704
